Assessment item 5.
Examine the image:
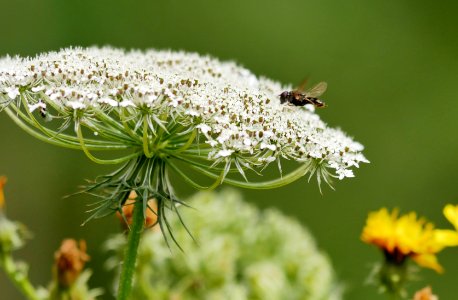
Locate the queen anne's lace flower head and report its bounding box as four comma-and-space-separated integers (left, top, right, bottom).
0, 47, 368, 227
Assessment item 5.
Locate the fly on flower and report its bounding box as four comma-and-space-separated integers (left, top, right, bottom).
279, 80, 327, 108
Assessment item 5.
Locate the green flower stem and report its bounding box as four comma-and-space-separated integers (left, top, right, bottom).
76, 123, 142, 164
174, 129, 197, 153
83, 120, 137, 145
0, 255, 40, 300
91, 108, 137, 141
188, 160, 314, 189
171, 154, 247, 173
142, 116, 154, 158
119, 110, 143, 141
379, 256, 408, 300
5, 106, 129, 150
166, 159, 223, 190
37, 92, 136, 144
117, 197, 145, 300
23, 92, 137, 147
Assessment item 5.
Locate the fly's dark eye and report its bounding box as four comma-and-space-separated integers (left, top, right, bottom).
279, 91, 289, 104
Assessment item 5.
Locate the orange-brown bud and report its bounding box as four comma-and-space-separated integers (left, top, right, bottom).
53, 239, 90, 288
116, 191, 159, 231
413, 286, 438, 300
0, 176, 7, 209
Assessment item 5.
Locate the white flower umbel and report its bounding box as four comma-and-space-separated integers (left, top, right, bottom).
0, 46, 369, 224
0, 47, 368, 219
0, 47, 367, 300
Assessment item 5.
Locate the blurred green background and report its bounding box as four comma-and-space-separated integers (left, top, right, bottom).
1, 0, 458, 299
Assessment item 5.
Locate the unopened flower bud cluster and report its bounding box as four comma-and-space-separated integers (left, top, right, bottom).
105, 190, 343, 299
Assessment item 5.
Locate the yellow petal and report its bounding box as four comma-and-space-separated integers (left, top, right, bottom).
361, 208, 397, 251
412, 254, 443, 273
0, 176, 7, 209
432, 229, 458, 251
443, 204, 458, 231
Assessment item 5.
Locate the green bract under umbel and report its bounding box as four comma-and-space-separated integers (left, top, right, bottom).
105, 190, 343, 300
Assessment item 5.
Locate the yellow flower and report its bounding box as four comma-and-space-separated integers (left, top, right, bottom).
362, 206, 458, 273
0, 176, 7, 209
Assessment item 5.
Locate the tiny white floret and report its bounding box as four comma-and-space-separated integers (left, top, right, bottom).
5, 87, 20, 99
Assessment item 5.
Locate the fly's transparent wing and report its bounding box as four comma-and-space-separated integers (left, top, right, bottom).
296, 78, 309, 92
306, 81, 327, 97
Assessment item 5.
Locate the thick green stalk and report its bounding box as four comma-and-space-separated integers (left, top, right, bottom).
117, 198, 145, 300
0, 255, 40, 300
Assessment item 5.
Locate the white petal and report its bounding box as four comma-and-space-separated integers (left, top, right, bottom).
216, 149, 233, 157
28, 102, 46, 112
66, 101, 86, 110
5, 87, 20, 99
98, 97, 118, 107
197, 124, 211, 134
119, 100, 135, 107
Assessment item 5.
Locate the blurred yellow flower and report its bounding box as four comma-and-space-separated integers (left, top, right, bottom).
0, 176, 7, 209
443, 204, 458, 230
361, 206, 458, 273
